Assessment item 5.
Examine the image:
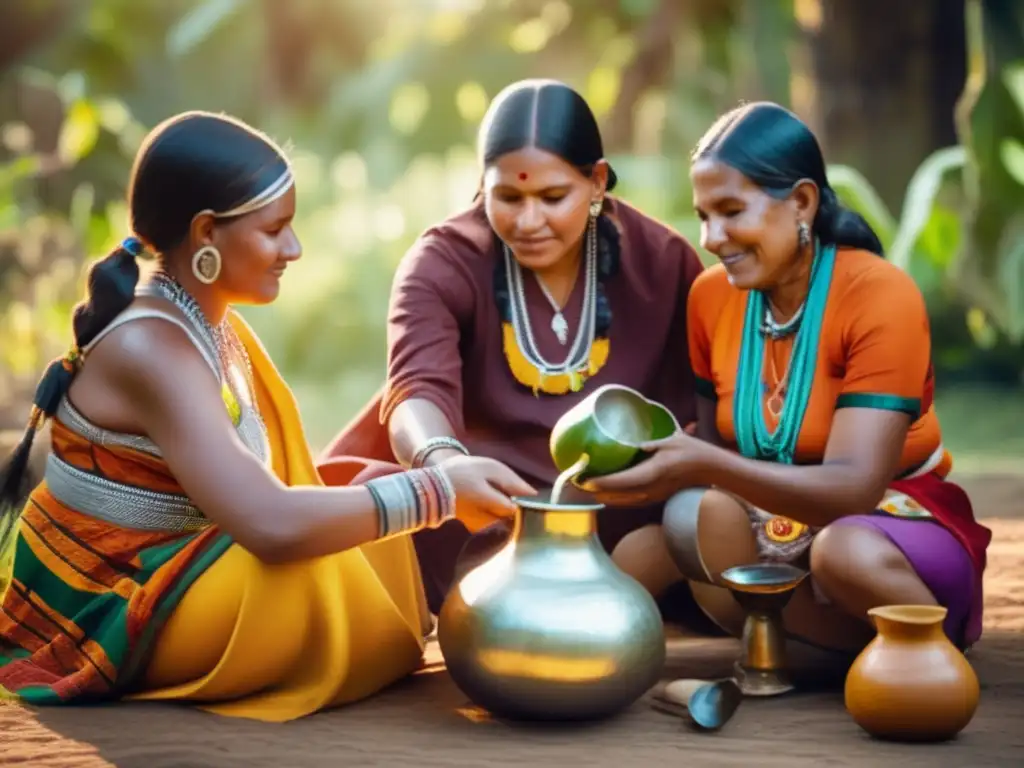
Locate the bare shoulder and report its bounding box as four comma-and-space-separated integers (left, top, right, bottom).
86, 302, 220, 401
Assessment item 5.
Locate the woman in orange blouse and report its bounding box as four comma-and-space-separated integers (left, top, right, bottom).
588, 102, 992, 660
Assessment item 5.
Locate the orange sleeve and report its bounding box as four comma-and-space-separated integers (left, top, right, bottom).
686, 266, 726, 400
835, 264, 931, 419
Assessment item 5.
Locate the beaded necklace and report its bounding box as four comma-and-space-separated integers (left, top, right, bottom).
495, 214, 617, 396
732, 240, 837, 464
140, 272, 269, 462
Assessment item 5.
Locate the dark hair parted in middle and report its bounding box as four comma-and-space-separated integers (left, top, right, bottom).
693, 101, 883, 256
478, 79, 621, 351
478, 79, 618, 191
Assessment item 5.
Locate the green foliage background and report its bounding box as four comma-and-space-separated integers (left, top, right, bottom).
1, 0, 1022, 459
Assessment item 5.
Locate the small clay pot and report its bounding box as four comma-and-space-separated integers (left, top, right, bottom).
844, 605, 980, 742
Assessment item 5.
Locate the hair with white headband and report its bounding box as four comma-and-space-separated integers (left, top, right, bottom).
0, 111, 293, 553
129, 110, 294, 250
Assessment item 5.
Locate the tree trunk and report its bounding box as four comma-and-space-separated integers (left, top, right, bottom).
0, 0, 73, 74
603, 0, 684, 152
737, 0, 793, 105
801, 0, 966, 211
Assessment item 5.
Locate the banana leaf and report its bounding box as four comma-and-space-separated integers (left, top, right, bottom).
954, 0, 1024, 341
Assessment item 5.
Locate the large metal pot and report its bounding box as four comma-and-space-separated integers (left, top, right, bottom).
437, 490, 666, 721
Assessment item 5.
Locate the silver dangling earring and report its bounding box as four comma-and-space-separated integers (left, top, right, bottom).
589, 198, 603, 218
191, 245, 222, 285
797, 220, 811, 248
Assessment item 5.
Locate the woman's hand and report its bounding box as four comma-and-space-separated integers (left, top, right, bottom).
582, 431, 714, 507
440, 455, 537, 532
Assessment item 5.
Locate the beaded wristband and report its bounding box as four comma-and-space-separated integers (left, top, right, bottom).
410, 436, 469, 469
366, 466, 457, 539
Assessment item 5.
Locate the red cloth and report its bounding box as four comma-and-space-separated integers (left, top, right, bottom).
889, 472, 991, 576
889, 471, 991, 646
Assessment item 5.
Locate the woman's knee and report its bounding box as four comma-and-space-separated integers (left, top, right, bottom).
612, 524, 665, 565
611, 524, 681, 596
662, 487, 755, 583
810, 522, 912, 590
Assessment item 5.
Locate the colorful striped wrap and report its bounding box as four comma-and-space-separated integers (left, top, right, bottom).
0, 419, 232, 702
0, 311, 428, 709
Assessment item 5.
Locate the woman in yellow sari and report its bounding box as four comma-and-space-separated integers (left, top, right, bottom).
0, 111, 532, 722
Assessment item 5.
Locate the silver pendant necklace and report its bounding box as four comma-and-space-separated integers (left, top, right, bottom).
534, 272, 575, 345
504, 216, 598, 375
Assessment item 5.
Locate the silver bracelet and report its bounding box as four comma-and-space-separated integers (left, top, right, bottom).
410, 436, 469, 469
365, 466, 457, 539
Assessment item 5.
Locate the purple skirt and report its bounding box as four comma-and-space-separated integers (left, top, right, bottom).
828, 513, 978, 647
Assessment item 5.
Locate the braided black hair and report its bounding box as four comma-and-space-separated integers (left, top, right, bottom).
0, 110, 289, 557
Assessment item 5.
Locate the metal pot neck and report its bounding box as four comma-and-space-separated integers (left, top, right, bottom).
514, 505, 599, 543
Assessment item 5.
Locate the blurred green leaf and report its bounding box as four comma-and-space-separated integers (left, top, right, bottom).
966, 306, 999, 349
888, 146, 967, 271
949, 0, 1024, 342
996, 216, 1024, 341
826, 164, 897, 248
619, 0, 659, 21
916, 206, 962, 269
1002, 61, 1024, 116
389, 82, 430, 135
999, 137, 1024, 186
166, 0, 246, 56
57, 99, 101, 165
0, 155, 42, 193
86, 211, 114, 255
68, 182, 95, 239
585, 67, 621, 117
57, 71, 87, 104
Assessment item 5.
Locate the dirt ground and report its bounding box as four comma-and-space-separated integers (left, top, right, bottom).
1, 471, 1022, 768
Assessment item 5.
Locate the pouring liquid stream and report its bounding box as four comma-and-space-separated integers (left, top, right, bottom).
550, 454, 590, 505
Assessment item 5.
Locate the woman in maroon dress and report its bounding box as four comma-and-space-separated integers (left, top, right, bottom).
319, 79, 707, 619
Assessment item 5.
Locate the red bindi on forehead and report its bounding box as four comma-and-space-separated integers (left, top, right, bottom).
518, 172, 528, 181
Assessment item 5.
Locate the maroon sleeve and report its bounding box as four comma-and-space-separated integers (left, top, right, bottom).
379, 233, 477, 434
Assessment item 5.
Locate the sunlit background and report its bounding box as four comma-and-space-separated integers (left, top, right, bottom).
1, 0, 1022, 472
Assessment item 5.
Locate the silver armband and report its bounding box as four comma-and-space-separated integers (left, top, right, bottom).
410, 436, 469, 468
365, 466, 458, 539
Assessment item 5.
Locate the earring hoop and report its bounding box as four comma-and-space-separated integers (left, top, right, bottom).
191, 246, 222, 285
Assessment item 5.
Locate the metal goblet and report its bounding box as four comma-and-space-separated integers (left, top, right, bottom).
719, 563, 809, 697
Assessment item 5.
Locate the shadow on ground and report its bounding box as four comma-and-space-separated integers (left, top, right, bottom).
1, 628, 1022, 768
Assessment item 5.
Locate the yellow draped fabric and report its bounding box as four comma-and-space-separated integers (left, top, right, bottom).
126, 311, 431, 721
